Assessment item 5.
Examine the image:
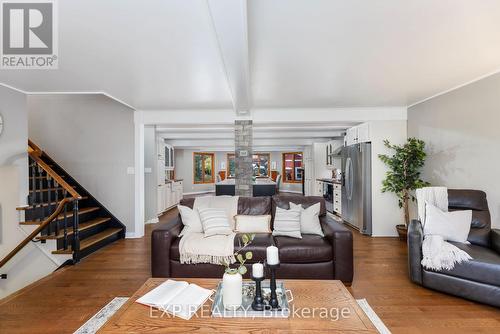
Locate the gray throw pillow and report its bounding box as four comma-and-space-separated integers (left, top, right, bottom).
272, 206, 302, 239
290, 202, 324, 237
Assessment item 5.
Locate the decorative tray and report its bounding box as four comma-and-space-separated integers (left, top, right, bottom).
211, 281, 291, 318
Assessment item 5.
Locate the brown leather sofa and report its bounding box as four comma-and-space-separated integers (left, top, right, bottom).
408, 189, 500, 307
152, 195, 354, 284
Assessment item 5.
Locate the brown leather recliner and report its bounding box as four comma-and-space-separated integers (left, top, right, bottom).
408, 189, 500, 307
152, 195, 354, 284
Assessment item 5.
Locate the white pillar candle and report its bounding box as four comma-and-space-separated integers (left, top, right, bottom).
252, 263, 264, 278
266, 246, 279, 265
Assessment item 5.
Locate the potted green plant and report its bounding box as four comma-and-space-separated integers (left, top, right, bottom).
222, 233, 255, 310
378, 138, 430, 240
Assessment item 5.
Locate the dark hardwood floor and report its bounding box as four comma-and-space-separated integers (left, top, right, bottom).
0, 208, 498, 333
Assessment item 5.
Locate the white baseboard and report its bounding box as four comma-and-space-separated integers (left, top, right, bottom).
145, 217, 159, 224
125, 232, 144, 238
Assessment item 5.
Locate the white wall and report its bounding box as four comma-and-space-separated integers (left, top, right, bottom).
0, 86, 28, 205
408, 73, 500, 228
28, 94, 136, 233
369, 120, 408, 237
0, 86, 58, 299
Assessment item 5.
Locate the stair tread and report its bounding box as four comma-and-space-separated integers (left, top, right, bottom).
17, 197, 88, 210
52, 228, 122, 254
36, 217, 111, 240
20, 207, 101, 225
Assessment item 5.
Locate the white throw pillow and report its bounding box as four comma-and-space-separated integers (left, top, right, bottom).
424, 202, 472, 243
272, 206, 302, 239
234, 215, 271, 233
178, 205, 203, 236
198, 207, 233, 238
290, 202, 324, 237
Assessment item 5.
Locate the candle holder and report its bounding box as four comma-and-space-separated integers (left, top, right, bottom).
251, 275, 265, 311
265, 262, 280, 309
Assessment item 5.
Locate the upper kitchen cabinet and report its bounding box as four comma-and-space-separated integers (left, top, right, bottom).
345, 123, 370, 146
157, 137, 165, 160
326, 140, 343, 168
357, 123, 370, 143
165, 144, 174, 170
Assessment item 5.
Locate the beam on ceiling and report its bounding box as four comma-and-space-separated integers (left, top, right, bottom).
155, 123, 352, 133
166, 138, 329, 147
173, 146, 306, 152
158, 130, 343, 140
206, 0, 251, 114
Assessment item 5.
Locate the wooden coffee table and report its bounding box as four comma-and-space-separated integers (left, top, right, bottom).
98, 278, 378, 333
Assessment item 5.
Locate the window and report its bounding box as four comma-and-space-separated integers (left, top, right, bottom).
226, 153, 270, 178
282, 152, 303, 183
193, 153, 214, 184
252, 153, 270, 177
227, 153, 235, 178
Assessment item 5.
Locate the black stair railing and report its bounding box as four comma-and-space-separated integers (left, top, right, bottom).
0, 140, 83, 278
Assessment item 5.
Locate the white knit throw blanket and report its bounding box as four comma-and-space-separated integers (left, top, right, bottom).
179, 196, 239, 265
416, 187, 472, 271
179, 232, 236, 265
421, 235, 472, 271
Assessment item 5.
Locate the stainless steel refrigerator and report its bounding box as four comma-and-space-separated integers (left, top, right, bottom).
341, 143, 372, 235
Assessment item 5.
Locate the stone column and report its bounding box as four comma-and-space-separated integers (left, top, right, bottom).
234, 120, 253, 197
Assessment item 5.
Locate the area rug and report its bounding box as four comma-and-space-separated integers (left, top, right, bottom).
74, 297, 391, 334
356, 299, 391, 334
73, 297, 129, 334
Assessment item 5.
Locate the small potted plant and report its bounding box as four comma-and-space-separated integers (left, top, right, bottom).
222, 233, 255, 310
378, 138, 430, 240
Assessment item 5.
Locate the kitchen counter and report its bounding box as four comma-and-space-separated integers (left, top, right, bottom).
216, 178, 276, 185
316, 178, 342, 184
216, 178, 276, 196
165, 179, 183, 183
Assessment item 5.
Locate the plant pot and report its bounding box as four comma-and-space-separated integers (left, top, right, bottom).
396, 224, 407, 241
222, 271, 242, 310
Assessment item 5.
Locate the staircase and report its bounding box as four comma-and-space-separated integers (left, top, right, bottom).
0, 140, 125, 277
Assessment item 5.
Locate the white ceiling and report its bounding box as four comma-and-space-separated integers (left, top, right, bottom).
2, 0, 500, 110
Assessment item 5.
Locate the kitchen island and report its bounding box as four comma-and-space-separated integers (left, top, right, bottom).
215, 178, 276, 196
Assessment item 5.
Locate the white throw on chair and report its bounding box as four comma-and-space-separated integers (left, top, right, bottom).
276, 174, 281, 193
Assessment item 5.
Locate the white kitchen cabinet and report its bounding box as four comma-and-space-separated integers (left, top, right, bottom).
157, 137, 165, 160
175, 181, 184, 204
326, 142, 332, 167
326, 140, 343, 167
345, 127, 358, 146
345, 123, 370, 146
157, 184, 166, 215
333, 183, 342, 215
357, 123, 370, 143
165, 144, 175, 170
165, 182, 172, 209
161, 181, 183, 213
315, 180, 323, 196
